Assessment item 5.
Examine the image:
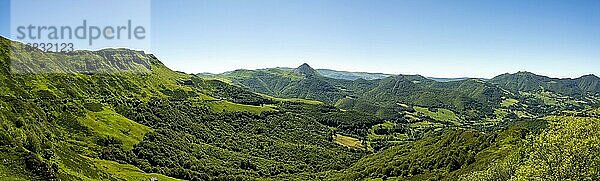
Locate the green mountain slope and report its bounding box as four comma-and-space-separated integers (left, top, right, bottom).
327, 108, 600, 180
201, 67, 509, 121
489, 71, 600, 97
202, 65, 599, 123
0, 36, 369, 180
201, 64, 350, 104
349, 76, 504, 119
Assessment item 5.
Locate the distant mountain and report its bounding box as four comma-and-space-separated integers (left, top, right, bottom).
489, 71, 600, 97
200, 64, 511, 119
341, 75, 504, 118
577, 74, 600, 93
426, 77, 474, 82
315, 69, 474, 82
294, 63, 320, 78
198, 64, 347, 103
200, 64, 600, 121
316, 69, 392, 80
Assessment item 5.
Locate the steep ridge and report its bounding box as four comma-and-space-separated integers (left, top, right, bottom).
8, 42, 153, 74
293, 63, 319, 78
575, 74, 600, 94
202, 64, 349, 103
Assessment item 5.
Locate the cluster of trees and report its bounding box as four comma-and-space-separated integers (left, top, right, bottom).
277, 102, 382, 138
326, 128, 498, 180
460, 112, 600, 180
325, 109, 600, 181
102, 98, 367, 180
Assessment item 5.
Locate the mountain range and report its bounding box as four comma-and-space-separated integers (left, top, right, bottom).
199, 63, 599, 119
1, 35, 599, 180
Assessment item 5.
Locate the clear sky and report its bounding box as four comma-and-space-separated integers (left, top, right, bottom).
1, 0, 599, 78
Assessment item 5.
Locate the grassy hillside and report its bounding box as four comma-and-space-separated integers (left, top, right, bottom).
79, 106, 152, 150
0, 36, 370, 180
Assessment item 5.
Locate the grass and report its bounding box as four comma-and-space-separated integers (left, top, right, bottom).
525, 91, 559, 105
494, 109, 509, 120
368, 132, 409, 142
54, 147, 180, 181
262, 93, 323, 105
198, 76, 234, 84
277, 97, 324, 105
333, 134, 365, 149
513, 110, 533, 118
379, 121, 395, 129
54, 144, 111, 180
80, 106, 153, 150
501, 98, 519, 107
480, 108, 510, 123
257, 92, 324, 105
403, 112, 421, 123
538, 95, 558, 105
92, 158, 182, 181
397, 103, 409, 108
413, 106, 461, 126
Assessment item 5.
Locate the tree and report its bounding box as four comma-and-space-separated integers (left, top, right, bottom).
514, 116, 600, 180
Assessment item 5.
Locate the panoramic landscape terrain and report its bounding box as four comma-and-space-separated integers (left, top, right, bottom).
1, 0, 599, 180
0, 35, 599, 180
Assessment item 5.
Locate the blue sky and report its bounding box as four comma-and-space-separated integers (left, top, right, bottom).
1, 0, 599, 78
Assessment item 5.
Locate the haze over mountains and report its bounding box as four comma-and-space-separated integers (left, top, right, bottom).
218, 63, 598, 85
208, 63, 599, 99
1, 35, 600, 180
225, 64, 477, 81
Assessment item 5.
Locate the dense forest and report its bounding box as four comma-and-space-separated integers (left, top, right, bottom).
1, 35, 600, 181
